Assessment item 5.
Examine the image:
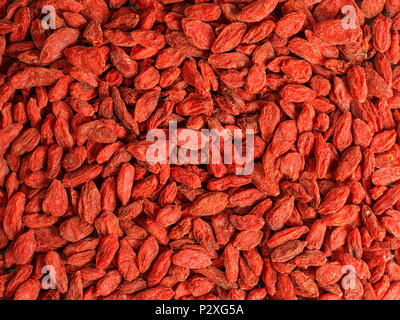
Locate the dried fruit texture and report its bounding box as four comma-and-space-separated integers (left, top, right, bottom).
313, 20, 362, 45
0, 0, 399, 302
40, 28, 80, 64
212, 22, 247, 53
275, 12, 307, 39
182, 19, 215, 50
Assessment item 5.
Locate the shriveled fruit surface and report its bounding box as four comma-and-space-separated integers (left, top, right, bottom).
1, 0, 400, 301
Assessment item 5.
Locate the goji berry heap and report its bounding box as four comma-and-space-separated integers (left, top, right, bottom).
2, 0, 400, 301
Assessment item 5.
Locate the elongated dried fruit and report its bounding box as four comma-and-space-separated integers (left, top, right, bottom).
0, 0, 399, 302
172, 249, 212, 269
